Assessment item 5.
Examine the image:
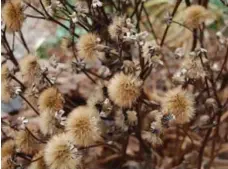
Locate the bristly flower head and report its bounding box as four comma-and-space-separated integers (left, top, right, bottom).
77, 33, 104, 63
2, 0, 24, 32
162, 87, 195, 124
2, 155, 15, 169
184, 5, 210, 29
1, 140, 15, 158
44, 133, 81, 169
66, 106, 102, 147
20, 55, 41, 86
108, 73, 142, 108
1, 64, 11, 82
38, 87, 64, 113
1, 81, 14, 103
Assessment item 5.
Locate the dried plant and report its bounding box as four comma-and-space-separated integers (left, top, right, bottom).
1, 0, 228, 169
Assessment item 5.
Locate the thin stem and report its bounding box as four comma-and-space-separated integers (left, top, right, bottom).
142, 5, 158, 43
160, 0, 182, 46
25, 127, 46, 144
216, 46, 228, 80
19, 94, 40, 115
19, 30, 30, 53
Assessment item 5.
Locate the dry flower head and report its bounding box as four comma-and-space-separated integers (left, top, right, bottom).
184, 5, 210, 29
108, 73, 142, 108
38, 87, 64, 113
66, 106, 102, 147
44, 133, 81, 169
162, 87, 195, 124
2, 0, 24, 32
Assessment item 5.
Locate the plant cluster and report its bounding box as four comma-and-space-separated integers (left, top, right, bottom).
1, 0, 228, 169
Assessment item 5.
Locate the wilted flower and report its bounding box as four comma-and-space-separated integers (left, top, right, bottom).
108, 16, 126, 40
142, 42, 163, 67
17, 116, 29, 129
2, 0, 24, 32
108, 73, 142, 108
162, 87, 195, 124
141, 131, 163, 146
66, 106, 102, 147
181, 56, 207, 80
126, 110, 138, 126
92, 0, 103, 8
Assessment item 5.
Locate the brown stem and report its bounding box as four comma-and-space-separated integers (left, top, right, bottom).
160, 0, 182, 46
216, 46, 228, 80
19, 94, 40, 115
18, 30, 30, 53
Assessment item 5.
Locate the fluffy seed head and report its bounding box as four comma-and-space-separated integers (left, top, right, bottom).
108, 73, 142, 108
108, 16, 126, 40
20, 55, 40, 86
66, 106, 102, 147
1, 64, 10, 82
2, 140, 15, 158
1, 81, 13, 103
77, 33, 103, 63
39, 111, 64, 136
184, 5, 209, 29
44, 133, 81, 169
2, 156, 15, 169
162, 87, 195, 124
38, 87, 64, 113
2, 0, 24, 32
28, 151, 46, 169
